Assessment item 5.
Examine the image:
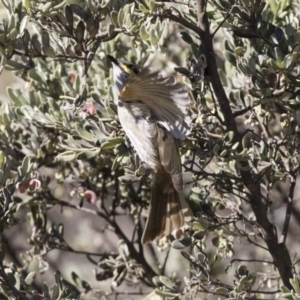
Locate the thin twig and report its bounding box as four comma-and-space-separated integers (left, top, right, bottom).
232, 105, 258, 117
83, 29, 120, 75
161, 247, 171, 274
230, 258, 274, 265
47, 244, 118, 258
211, 8, 232, 37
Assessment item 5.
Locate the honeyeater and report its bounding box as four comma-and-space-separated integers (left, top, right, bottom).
107, 55, 193, 244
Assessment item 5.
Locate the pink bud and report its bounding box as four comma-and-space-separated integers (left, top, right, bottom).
28, 179, 41, 191
173, 228, 184, 240
83, 190, 97, 204
17, 180, 30, 193
69, 73, 76, 83
85, 103, 96, 115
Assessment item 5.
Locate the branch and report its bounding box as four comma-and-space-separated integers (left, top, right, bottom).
83, 29, 120, 75
193, 0, 292, 289
232, 105, 258, 117
279, 178, 296, 244
161, 0, 294, 289
47, 243, 118, 258
230, 258, 274, 265
158, 9, 202, 36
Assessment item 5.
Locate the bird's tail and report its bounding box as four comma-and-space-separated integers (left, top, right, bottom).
141, 171, 193, 244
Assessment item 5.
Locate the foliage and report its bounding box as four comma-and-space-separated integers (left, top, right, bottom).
0, 0, 300, 299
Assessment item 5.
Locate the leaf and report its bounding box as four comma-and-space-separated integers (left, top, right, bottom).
19, 15, 29, 33
70, 4, 89, 21
101, 138, 124, 149
65, 5, 74, 34
55, 151, 76, 162
180, 31, 194, 44
31, 34, 42, 54
139, 4, 149, 13
159, 276, 175, 290
283, 53, 297, 69
21, 156, 31, 177
54, 271, 63, 291
155, 289, 179, 298
150, 27, 159, 46
112, 154, 123, 171
42, 282, 50, 298
74, 20, 85, 43
71, 272, 82, 287
281, 285, 292, 293
117, 8, 124, 27
148, 0, 155, 11
75, 123, 95, 142
234, 46, 244, 56
22, 0, 31, 9
3, 58, 26, 71
171, 237, 191, 249
25, 272, 35, 285
52, 284, 59, 300
0, 151, 6, 169
290, 276, 300, 294
48, 98, 60, 111
110, 11, 119, 27
139, 23, 149, 41
193, 230, 206, 240
224, 131, 235, 144
215, 287, 228, 295
41, 2, 54, 12
118, 174, 140, 184
111, 267, 127, 287
224, 50, 236, 66
0, 243, 6, 261
42, 46, 56, 58
14, 272, 21, 290
41, 31, 50, 47
118, 239, 129, 260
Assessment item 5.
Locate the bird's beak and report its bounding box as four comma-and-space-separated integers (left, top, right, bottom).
107, 55, 127, 92
107, 55, 119, 66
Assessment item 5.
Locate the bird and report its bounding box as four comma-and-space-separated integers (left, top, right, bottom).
107, 55, 193, 244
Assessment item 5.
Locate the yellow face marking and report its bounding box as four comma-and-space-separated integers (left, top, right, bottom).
121, 64, 135, 75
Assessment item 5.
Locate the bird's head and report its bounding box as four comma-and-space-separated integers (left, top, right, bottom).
107, 55, 139, 92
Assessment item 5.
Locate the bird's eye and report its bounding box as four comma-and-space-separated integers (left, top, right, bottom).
129, 65, 138, 74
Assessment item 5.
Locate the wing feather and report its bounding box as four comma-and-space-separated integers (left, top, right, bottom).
157, 126, 183, 192
117, 101, 159, 171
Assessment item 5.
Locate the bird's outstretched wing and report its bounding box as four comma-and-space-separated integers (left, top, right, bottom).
119, 69, 191, 140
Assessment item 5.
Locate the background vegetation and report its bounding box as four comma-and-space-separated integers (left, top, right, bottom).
0, 0, 300, 299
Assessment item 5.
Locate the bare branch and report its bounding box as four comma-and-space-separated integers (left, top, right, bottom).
279, 178, 296, 244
